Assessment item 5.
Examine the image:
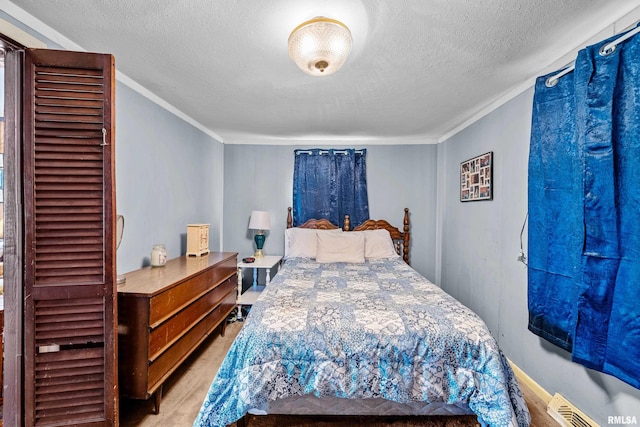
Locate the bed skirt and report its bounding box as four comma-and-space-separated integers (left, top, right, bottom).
248, 395, 473, 416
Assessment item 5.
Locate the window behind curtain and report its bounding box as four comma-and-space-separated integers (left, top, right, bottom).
292, 148, 369, 228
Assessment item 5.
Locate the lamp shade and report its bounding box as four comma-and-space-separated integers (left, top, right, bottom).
248, 210, 271, 230
288, 16, 352, 77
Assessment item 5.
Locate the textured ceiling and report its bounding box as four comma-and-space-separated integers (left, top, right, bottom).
6, 0, 640, 143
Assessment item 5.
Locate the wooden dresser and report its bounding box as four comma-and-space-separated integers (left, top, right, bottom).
117, 252, 237, 413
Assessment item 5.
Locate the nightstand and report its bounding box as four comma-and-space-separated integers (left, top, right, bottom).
237, 255, 282, 320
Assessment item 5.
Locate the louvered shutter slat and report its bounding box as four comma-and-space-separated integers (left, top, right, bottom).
36, 131, 102, 140
24, 48, 116, 426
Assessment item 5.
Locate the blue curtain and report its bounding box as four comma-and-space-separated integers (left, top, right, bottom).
529, 25, 640, 388
528, 68, 583, 352
292, 148, 369, 227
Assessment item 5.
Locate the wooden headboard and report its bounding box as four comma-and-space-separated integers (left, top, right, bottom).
286, 207, 343, 230
286, 207, 411, 264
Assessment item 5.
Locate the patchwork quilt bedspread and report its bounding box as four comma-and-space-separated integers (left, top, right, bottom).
194, 257, 530, 427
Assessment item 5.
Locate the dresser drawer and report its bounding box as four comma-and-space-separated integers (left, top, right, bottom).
147, 315, 209, 391
147, 297, 235, 392
149, 262, 236, 326
149, 271, 214, 327
207, 291, 236, 332
148, 277, 236, 360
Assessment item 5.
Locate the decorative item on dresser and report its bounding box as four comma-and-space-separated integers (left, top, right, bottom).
187, 223, 210, 257
116, 214, 127, 285
150, 243, 167, 267
117, 252, 237, 414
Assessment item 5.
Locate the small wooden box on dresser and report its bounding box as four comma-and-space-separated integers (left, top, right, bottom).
117, 252, 237, 413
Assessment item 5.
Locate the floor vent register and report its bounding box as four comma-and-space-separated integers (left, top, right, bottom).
547, 393, 599, 427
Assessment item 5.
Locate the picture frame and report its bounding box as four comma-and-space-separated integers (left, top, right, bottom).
460, 151, 493, 202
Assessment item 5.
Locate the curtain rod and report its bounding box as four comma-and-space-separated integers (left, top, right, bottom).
545, 23, 640, 88
295, 149, 366, 155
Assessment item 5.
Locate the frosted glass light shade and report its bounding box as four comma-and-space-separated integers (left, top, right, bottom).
288, 17, 352, 77
249, 210, 271, 230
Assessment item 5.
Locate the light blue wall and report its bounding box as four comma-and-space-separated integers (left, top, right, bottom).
438, 87, 640, 424
0, 10, 226, 275
222, 143, 439, 282
115, 83, 224, 273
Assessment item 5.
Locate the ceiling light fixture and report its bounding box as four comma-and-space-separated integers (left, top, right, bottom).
288, 16, 352, 77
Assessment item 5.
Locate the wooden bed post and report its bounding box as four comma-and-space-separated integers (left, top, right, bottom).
287, 207, 293, 228
403, 208, 410, 264
343, 214, 351, 231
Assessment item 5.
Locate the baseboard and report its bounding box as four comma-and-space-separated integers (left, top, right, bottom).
508, 359, 553, 405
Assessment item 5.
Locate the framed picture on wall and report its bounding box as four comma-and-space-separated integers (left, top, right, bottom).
460, 151, 493, 202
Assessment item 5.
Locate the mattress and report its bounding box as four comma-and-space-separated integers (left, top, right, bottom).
194, 257, 530, 427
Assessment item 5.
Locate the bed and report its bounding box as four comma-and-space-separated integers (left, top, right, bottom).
194, 208, 530, 427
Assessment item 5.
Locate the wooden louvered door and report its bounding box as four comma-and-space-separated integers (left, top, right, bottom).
22, 49, 117, 426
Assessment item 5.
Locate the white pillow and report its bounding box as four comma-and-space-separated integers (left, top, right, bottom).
285, 228, 342, 259
316, 231, 365, 264
361, 229, 400, 259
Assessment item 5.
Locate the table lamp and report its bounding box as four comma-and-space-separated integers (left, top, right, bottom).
248, 210, 271, 257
